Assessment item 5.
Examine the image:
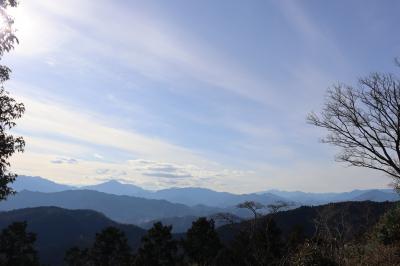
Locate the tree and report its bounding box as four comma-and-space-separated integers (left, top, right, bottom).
308, 71, 400, 188
373, 203, 400, 245
0, 0, 18, 54
251, 218, 283, 265
0, 0, 24, 201
89, 227, 131, 266
237, 201, 264, 235
64, 247, 90, 266
267, 200, 291, 214
183, 217, 222, 266
0, 222, 40, 266
134, 222, 180, 266
211, 212, 242, 225
0, 89, 24, 200
65, 227, 132, 266
290, 239, 338, 266
215, 218, 283, 266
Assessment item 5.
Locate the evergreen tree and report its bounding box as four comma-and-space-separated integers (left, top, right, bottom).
183, 217, 222, 266
64, 247, 90, 266
134, 222, 180, 266
216, 218, 283, 266
252, 218, 283, 265
373, 203, 400, 245
0, 222, 40, 266
65, 227, 132, 266
89, 227, 132, 266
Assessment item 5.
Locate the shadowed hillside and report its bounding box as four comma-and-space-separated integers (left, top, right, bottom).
0, 207, 146, 266
217, 201, 396, 243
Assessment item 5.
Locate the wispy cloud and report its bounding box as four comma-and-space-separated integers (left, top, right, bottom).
10, 0, 277, 106
9, 92, 250, 190
50, 157, 78, 165
6, 0, 397, 193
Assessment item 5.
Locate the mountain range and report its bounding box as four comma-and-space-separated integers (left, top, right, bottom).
6, 176, 399, 233
12, 176, 400, 206
0, 190, 224, 224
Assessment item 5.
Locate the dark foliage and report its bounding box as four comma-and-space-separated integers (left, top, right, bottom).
182, 217, 222, 265
0, 221, 40, 266
134, 222, 180, 266
64, 247, 90, 266
0, 0, 23, 201
218, 200, 395, 244
0, 207, 146, 266
216, 218, 283, 266
93, 227, 131, 265
0, 88, 24, 200
0, 201, 395, 265
65, 227, 132, 266
0, 0, 18, 55
373, 202, 400, 245
0, 1, 18, 9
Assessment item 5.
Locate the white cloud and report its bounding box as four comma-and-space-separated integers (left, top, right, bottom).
9, 91, 250, 190
50, 157, 78, 165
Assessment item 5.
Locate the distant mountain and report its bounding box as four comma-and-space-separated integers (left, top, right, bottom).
11, 176, 399, 208
264, 189, 398, 205
149, 187, 288, 207
0, 190, 223, 224
352, 189, 400, 202
82, 180, 149, 197
0, 207, 146, 266
11, 176, 75, 193
11, 176, 290, 208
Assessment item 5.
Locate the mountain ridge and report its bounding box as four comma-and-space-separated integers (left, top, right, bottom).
11, 176, 400, 207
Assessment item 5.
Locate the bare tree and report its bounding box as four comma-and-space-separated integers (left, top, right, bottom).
237, 201, 264, 220
236, 201, 264, 235
308, 70, 400, 188
211, 212, 242, 226
266, 200, 291, 214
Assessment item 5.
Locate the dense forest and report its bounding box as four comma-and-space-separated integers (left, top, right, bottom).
0, 200, 399, 265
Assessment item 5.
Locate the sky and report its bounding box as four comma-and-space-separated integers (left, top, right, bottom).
3, 0, 400, 193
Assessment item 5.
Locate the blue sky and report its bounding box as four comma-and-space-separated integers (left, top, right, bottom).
4, 0, 400, 193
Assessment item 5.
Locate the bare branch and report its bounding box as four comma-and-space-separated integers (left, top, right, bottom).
308, 71, 400, 185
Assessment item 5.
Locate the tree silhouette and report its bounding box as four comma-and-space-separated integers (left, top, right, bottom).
215, 218, 283, 266
183, 217, 222, 266
308, 70, 400, 188
134, 222, 180, 266
64, 247, 90, 266
65, 227, 132, 266
90, 227, 131, 266
0, 222, 40, 266
237, 201, 264, 235
0, 0, 24, 201
251, 218, 283, 265
214, 231, 256, 266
